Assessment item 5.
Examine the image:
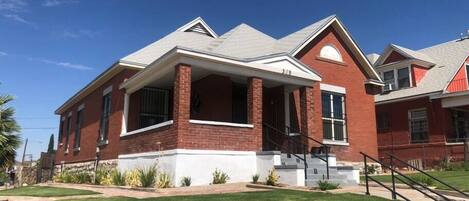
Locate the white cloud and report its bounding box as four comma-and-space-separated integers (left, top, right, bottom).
62, 29, 100, 39
0, 0, 27, 12
42, 0, 78, 7
3, 13, 32, 25
35, 58, 92, 70
0, 51, 7, 56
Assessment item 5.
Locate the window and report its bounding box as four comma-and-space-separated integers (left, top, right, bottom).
466, 65, 469, 86
409, 109, 428, 143
397, 67, 410, 88
99, 92, 112, 143
383, 70, 395, 89
74, 109, 84, 149
319, 45, 343, 62
322, 91, 346, 142
232, 84, 247, 124
139, 88, 170, 128
377, 112, 390, 132
58, 117, 64, 144
65, 115, 72, 151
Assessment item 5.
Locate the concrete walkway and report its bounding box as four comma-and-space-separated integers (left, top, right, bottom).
331, 186, 469, 201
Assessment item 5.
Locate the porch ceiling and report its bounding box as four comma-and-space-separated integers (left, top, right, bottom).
120, 47, 320, 93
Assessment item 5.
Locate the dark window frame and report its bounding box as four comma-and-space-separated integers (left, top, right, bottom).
321, 91, 347, 142
99, 92, 112, 143
139, 87, 171, 129
74, 108, 84, 149
409, 108, 428, 143
65, 114, 72, 152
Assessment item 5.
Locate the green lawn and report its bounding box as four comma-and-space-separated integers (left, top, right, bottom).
63, 189, 390, 201
0, 186, 100, 197
362, 170, 469, 192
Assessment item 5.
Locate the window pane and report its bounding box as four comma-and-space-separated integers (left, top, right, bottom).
398, 68, 410, 88
333, 94, 344, 119
322, 92, 331, 118
383, 71, 394, 83
410, 109, 428, 143
334, 121, 345, 141
139, 88, 170, 128
323, 119, 333, 140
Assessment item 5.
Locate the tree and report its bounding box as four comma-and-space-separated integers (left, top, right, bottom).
0, 94, 21, 168
47, 134, 54, 153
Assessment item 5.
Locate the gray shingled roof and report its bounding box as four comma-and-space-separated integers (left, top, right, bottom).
121, 15, 337, 65
375, 39, 469, 102
389, 44, 435, 64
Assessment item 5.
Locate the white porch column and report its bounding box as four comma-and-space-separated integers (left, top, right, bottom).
121, 93, 130, 135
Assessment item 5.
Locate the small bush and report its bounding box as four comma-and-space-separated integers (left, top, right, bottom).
211, 169, 229, 184
409, 174, 434, 186
125, 169, 141, 187
265, 169, 279, 186
54, 170, 73, 183
317, 180, 340, 191
138, 166, 157, 187
252, 174, 259, 183
73, 172, 92, 184
95, 168, 112, 185
180, 176, 191, 187
365, 164, 379, 175
156, 172, 172, 188
111, 170, 126, 186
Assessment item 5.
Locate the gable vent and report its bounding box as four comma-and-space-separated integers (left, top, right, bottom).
184, 22, 213, 37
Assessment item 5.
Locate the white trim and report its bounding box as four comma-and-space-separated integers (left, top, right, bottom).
118, 149, 255, 159
445, 142, 465, 146
323, 139, 349, 146
176, 17, 218, 38
103, 85, 113, 96
120, 120, 173, 137
320, 83, 346, 94
121, 93, 129, 135
319, 44, 343, 62
77, 103, 85, 111
67, 111, 72, 117
408, 108, 428, 143
291, 17, 381, 81
189, 119, 254, 128
249, 55, 322, 81
376, 91, 441, 105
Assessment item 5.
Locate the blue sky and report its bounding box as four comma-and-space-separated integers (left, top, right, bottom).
1, 0, 469, 160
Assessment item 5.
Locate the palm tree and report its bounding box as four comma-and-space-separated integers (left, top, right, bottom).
0, 94, 20, 168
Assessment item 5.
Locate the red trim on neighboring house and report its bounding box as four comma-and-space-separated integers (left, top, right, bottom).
446, 57, 469, 93
411, 64, 428, 86
383, 51, 407, 65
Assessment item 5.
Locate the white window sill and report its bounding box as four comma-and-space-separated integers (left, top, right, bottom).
97, 139, 109, 146
73, 147, 80, 152
445, 142, 464, 146
189, 120, 254, 128
323, 139, 349, 146
121, 120, 173, 137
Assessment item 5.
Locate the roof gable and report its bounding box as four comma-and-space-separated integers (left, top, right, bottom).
375, 44, 435, 67
176, 17, 218, 38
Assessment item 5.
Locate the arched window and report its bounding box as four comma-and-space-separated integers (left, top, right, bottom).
320, 45, 343, 62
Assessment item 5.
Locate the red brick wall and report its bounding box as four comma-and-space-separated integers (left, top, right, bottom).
191, 74, 233, 122
383, 51, 407, 64
295, 26, 379, 161
375, 97, 462, 167
56, 68, 139, 164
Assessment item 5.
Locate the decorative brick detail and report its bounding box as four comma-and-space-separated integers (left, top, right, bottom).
173, 64, 192, 147
248, 77, 263, 151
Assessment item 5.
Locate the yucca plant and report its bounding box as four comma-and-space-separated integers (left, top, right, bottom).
211, 169, 229, 184
317, 180, 340, 191
266, 169, 279, 186
180, 176, 191, 187
125, 169, 141, 187
138, 166, 157, 187
252, 173, 260, 183
111, 169, 126, 186
95, 167, 112, 185
156, 171, 172, 188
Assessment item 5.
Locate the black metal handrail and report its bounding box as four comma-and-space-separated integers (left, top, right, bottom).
263, 123, 330, 180
386, 153, 469, 198
361, 152, 452, 201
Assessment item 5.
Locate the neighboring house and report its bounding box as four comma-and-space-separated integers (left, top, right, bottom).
372, 38, 469, 168
55, 15, 382, 186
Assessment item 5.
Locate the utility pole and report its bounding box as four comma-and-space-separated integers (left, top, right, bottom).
19, 138, 28, 187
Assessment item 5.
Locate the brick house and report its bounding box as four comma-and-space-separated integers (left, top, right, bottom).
55, 15, 382, 186
371, 39, 469, 168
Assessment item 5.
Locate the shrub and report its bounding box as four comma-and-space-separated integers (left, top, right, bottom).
156, 172, 172, 188
317, 180, 340, 191
252, 174, 259, 183
125, 169, 141, 187
54, 170, 73, 183
95, 167, 112, 185
265, 169, 279, 186
211, 169, 229, 184
409, 174, 434, 186
365, 164, 379, 175
180, 176, 191, 187
73, 172, 92, 184
111, 170, 126, 186
138, 166, 157, 187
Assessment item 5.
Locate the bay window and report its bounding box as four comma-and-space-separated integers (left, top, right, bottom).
322, 91, 346, 142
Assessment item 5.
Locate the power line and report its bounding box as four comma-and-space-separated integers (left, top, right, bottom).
21, 127, 58, 130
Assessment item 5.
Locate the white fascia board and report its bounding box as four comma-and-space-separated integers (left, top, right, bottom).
249, 55, 322, 82
320, 83, 346, 94
176, 17, 218, 38
291, 17, 382, 82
